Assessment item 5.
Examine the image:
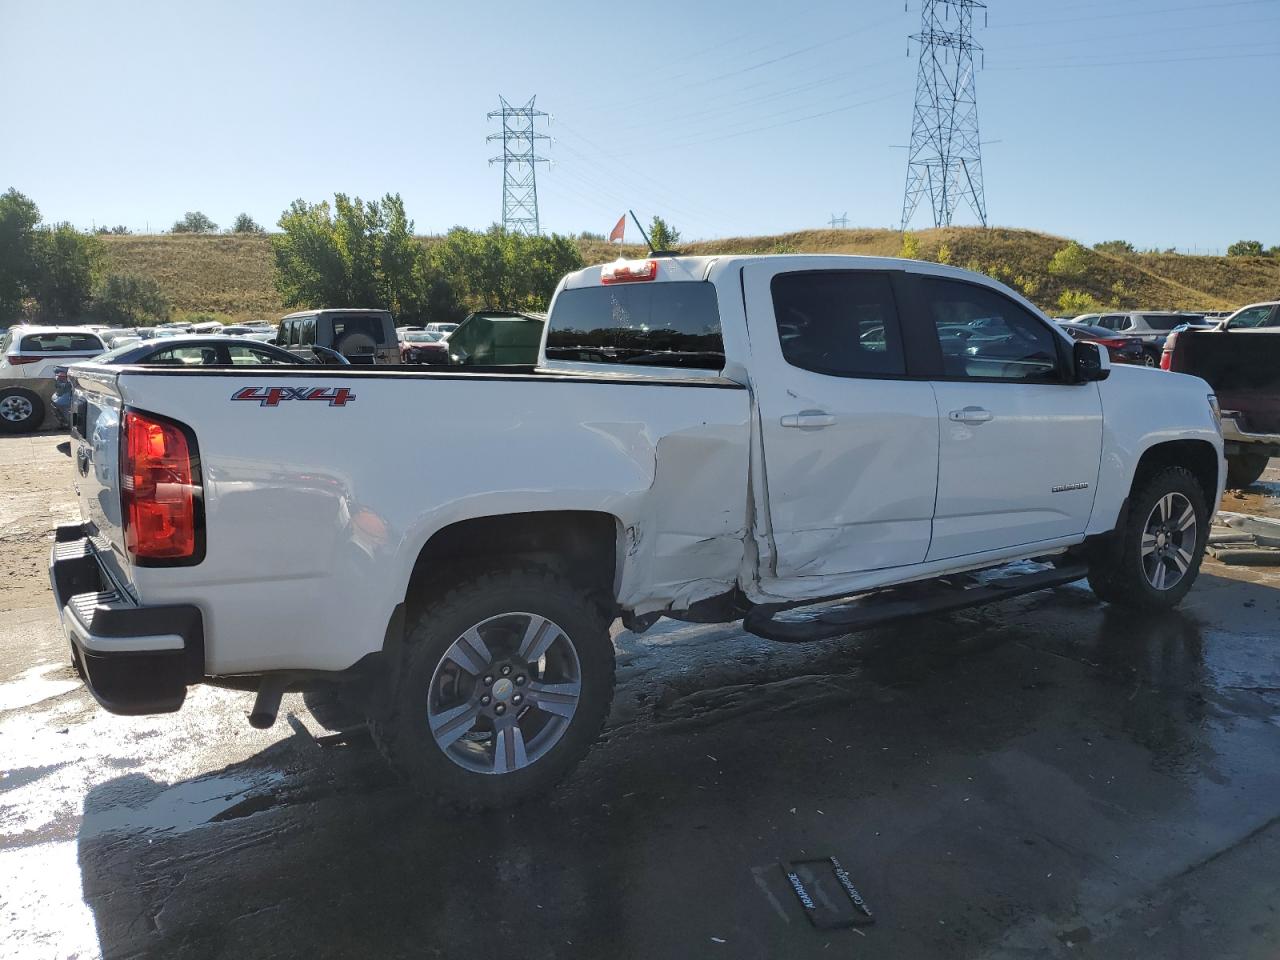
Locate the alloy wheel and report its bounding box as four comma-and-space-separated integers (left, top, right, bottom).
1141, 492, 1197, 590
426, 612, 582, 775
0, 395, 34, 423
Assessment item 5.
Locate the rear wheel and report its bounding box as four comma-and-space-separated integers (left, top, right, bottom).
1088, 465, 1208, 610
1225, 452, 1269, 490
0, 388, 44, 434
1141, 349, 1158, 367
372, 565, 614, 810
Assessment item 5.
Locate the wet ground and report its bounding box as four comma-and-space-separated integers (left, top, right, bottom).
3, 433, 1280, 959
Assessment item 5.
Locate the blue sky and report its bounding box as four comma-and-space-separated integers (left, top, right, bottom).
2, 0, 1277, 249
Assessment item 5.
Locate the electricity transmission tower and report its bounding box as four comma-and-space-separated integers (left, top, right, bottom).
487, 96, 550, 235
828, 212, 849, 229
901, 0, 988, 230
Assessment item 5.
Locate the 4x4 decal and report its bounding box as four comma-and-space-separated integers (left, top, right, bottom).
231, 386, 356, 407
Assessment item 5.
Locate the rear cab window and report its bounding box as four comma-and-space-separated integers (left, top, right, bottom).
545, 281, 724, 370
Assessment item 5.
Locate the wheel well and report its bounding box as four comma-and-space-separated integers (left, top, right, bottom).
405, 511, 619, 613
1132, 439, 1220, 509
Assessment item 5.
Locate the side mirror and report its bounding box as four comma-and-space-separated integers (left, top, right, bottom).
1074, 340, 1110, 382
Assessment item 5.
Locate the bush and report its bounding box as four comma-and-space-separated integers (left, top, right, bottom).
172, 211, 218, 234
1014, 275, 1041, 297
92, 274, 170, 326
898, 232, 921, 259
1093, 240, 1134, 255
1057, 289, 1104, 314
1048, 241, 1090, 279
1227, 239, 1265, 257
934, 242, 953, 265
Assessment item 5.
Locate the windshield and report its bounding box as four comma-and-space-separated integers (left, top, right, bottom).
405, 332, 443, 342
545, 281, 724, 369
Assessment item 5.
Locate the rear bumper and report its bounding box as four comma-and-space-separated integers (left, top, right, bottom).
49, 523, 204, 715
1221, 414, 1280, 458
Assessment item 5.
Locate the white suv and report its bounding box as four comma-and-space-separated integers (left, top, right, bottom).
0, 325, 105, 433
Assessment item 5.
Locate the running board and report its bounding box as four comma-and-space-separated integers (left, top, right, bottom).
744, 561, 1089, 644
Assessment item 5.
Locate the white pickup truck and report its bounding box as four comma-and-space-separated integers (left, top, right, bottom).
53, 255, 1224, 808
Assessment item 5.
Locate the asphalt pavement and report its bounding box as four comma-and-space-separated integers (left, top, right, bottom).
3, 432, 1280, 959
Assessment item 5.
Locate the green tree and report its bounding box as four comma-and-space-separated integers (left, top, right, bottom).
898, 232, 921, 259
1048, 241, 1090, 279
1227, 239, 1265, 257
29, 224, 102, 320
232, 213, 264, 234
172, 211, 218, 234
0, 188, 41, 321
92, 274, 171, 326
934, 242, 953, 265
1093, 240, 1135, 255
94, 224, 131, 235
648, 216, 681, 250
429, 225, 583, 313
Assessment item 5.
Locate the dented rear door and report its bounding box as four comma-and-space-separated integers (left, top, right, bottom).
742, 261, 940, 579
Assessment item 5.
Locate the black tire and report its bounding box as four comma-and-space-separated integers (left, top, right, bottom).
0, 388, 45, 434
1087, 465, 1209, 611
371, 564, 614, 810
1225, 453, 1269, 490
1141, 349, 1159, 368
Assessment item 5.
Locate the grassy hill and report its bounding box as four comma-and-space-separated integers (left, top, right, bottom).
101, 227, 1280, 324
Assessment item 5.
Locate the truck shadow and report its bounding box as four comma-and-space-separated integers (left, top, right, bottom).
74, 584, 1245, 960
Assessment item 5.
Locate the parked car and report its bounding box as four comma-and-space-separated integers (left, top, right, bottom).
50, 335, 347, 428
425, 322, 459, 336
447, 311, 546, 366
1161, 301, 1279, 488
1091, 311, 1197, 365
277, 309, 399, 364
1059, 323, 1147, 365
54, 255, 1224, 810
220, 325, 256, 336
400, 330, 450, 364
0, 326, 106, 432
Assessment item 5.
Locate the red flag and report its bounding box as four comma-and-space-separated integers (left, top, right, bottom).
608, 214, 626, 243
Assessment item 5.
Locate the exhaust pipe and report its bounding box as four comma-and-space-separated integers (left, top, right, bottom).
248, 676, 288, 729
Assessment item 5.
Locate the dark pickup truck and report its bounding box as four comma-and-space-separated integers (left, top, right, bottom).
1162, 301, 1280, 487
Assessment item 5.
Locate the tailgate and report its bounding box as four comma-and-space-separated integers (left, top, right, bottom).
68, 367, 134, 591
1175, 331, 1280, 433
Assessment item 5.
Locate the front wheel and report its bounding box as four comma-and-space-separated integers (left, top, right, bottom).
372, 565, 615, 810
1088, 465, 1209, 610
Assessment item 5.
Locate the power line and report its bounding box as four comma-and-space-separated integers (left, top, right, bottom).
829, 212, 850, 229
901, 0, 989, 229
487, 96, 549, 235
986, 0, 1274, 29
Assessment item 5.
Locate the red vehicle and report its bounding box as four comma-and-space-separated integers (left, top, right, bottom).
399, 330, 450, 365
1059, 322, 1147, 365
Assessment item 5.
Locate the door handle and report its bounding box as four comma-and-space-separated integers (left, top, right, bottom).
948, 406, 993, 423
780, 410, 836, 429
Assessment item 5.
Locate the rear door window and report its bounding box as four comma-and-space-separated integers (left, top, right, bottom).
769, 271, 906, 377
18, 332, 105, 352
331, 315, 393, 347
546, 282, 723, 368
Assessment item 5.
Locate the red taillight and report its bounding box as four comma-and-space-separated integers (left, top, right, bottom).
1160, 331, 1178, 370
121, 410, 200, 562
601, 259, 658, 284
8, 356, 42, 365
1095, 338, 1126, 349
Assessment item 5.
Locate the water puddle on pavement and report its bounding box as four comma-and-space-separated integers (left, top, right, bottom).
78, 769, 286, 841
0, 662, 81, 713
